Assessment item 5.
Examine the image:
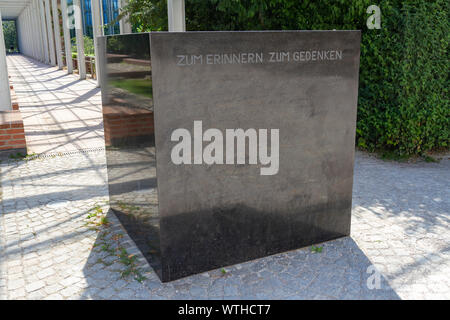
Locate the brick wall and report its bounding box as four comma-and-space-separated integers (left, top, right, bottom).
103, 105, 154, 147
0, 110, 27, 156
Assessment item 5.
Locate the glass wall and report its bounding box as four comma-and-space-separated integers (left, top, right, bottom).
68, 0, 120, 38
102, 0, 120, 35
81, 0, 93, 37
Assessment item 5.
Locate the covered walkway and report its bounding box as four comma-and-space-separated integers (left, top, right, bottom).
7, 55, 104, 154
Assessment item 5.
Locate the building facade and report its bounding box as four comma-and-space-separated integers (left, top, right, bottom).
71, 0, 120, 37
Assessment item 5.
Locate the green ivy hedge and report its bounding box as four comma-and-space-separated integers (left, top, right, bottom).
124, 0, 449, 155
356, 0, 449, 155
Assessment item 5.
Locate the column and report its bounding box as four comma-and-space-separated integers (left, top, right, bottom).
167, 0, 185, 32
23, 11, 30, 56
91, 0, 103, 86
73, 0, 86, 79
33, 0, 45, 62
28, 7, 38, 59
119, 0, 132, 34
96, 36, 108, 103
52, 0, 63, 68
60, 0, 73, 73
18, 11, 27, 55
17, 12, 24, 54
0, 11, 12, 111
39, 0, 50, 64
24, 9, 31, 57
44, 0, 56, 65
16, 16, 21, 54
30, 2, 40, 60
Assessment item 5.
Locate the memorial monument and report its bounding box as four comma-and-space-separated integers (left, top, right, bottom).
99, 31, 361, 282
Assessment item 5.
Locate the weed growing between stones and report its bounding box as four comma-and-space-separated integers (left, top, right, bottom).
310, 245, 323, 253
85, 204, 147, 283
8, 152, 38, 162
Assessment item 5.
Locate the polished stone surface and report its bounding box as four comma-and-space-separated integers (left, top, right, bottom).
99, 33, 161, 277
101, 31, 361, 282
151, 31, 361, 281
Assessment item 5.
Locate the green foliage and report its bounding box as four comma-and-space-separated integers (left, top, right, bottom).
71, 36, 95, 56
106, 35, 150, 59
396, 1, 449, 155
8, 152, 38, 161
2, 20, 18, 52
118, 0, 168, 31
310, 245, 323, 253
357, 0, 449, 155
8, 152, 25, 160
85, 204, 147, 283
120, 0, 449, 156
110, 78, 153, 98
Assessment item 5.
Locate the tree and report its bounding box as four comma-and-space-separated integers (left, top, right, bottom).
2, 20, 18, 52
118, 0, 168, 31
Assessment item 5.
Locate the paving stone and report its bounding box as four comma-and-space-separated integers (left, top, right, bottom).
59, 286, 81, 298
60, 276, 80, 287
97, 287, 116, 299
25, 281, 45, 293
8, 279, 25, 291
37, 268, 55, 280
43, 283, 64, 295
44, 293, 64, 300
27, 290, 46, 300
8, 288, 26, 299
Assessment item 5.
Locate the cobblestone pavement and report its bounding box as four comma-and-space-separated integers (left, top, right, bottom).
0, 150, 448, 300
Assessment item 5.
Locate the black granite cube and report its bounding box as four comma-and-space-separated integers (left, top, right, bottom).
99, 31, 361, 282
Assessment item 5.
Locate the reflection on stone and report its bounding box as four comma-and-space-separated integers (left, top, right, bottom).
100, 33, 161, 278
102, 34, 153, 148
106, 146, 161, 277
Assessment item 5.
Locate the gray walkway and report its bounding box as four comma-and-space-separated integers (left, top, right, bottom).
0, 56, 449, 300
